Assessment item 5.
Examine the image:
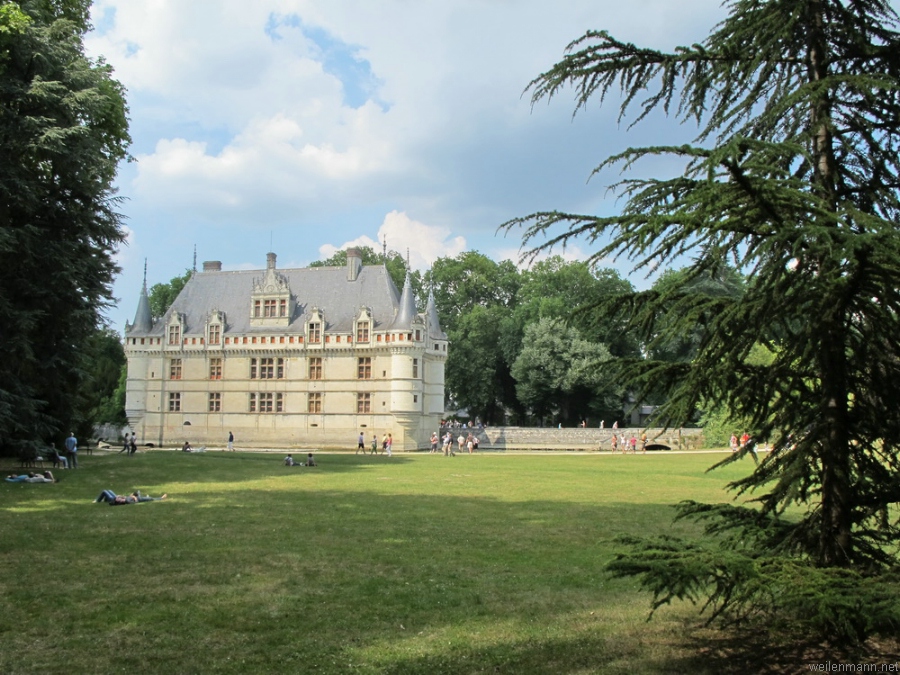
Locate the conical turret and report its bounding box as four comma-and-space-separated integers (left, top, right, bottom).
128, 260, 153, 334
392, 272, 417, 329
425, 289, 445, 339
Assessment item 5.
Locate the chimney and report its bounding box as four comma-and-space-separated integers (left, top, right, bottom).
346, 247, 362, 281
267, 252, 277, 270
202, 261, 222, 272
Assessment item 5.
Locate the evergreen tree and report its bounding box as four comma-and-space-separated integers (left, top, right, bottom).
508, 0, 900, 641
0, 0, 130, 456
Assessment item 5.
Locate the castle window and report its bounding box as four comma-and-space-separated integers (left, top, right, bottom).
208, 393, 221, 412
357, 393, 371, 413
209, 358, 222, 380
279, 299, 288, 317
309, 322, 321, 343
209, 324, 221, 345
264, 299, 277, 317
309, 357, 322, 380
168, 324, 181, 345
168, 392, 181, 412
412, 358, 419, 379
357, 321, 370, 343
251, 392, 283, 413
415, 330, 421, 341
308, 392, 322, 413
253, 300, 261, 318
358, 357, 371, 380
413, 395, 418, 403
169, 359, 182, 380
253, 357, 284, 379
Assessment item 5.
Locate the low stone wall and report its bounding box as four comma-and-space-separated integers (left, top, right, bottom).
443, 426, 703, 451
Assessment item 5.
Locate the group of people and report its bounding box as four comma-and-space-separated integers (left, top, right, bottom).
610, 432, 647, 454
730, 432, 752, 453
283, 453, 317, 467
119, 432, 138, 455
355, 432, 393, 456
431, 431, 478, 455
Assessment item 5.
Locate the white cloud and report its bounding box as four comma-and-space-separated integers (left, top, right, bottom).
320, 211, 467, 270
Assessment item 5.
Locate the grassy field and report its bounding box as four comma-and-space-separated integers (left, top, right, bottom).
0, 449, 787, 673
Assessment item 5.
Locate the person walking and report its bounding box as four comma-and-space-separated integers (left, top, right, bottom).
385, 433, 393, 457
227, 431, 234, 451
65, 432, 78, 469
430, 432, 439, 453
356, 432, 366, 454
371, 434, 379, 454
129, 432, 137, 455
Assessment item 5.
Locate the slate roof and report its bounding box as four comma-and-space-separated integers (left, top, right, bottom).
127, 263, 406, 336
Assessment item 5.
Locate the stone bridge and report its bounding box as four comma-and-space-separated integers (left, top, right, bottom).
440, 426, 704, 451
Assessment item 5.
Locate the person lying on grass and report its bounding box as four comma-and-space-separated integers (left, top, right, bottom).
6, 471, 55, 483
94, 489, 168, 505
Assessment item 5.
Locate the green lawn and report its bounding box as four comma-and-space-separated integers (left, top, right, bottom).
1, 450, 759, 674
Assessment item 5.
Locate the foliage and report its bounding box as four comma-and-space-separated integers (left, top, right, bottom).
148, 268, 192, 320
81, 328, 126, 426
0, 0, 130, 456
508, 0, 900, 642
444, 304, 520, 423
511, 317, 614, 425
608, 503, 900, 645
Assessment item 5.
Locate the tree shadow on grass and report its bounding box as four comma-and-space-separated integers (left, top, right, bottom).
667, 624, 900, 674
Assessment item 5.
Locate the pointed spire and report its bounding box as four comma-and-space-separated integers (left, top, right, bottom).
129, 259, 153, 334
192, 245, 197, 274
393, 271, 417, 329
426, 286, 445, 339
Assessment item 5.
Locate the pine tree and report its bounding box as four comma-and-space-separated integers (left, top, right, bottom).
508, 0, 900, 641
0, 1, 130, 455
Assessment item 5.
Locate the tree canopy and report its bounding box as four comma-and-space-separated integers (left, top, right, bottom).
508, 0, 900, 643
0, 0, 130, 455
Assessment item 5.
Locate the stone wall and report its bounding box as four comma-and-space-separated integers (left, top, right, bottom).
442, 426, 703, 451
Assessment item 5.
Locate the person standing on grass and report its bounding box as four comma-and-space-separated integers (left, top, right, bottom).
381, 433, 389, 453
457, 433, 465, 455
371, 434, 378, 454
629, 435, 638, 453
611, 434, 618, 453
65, 432, 78, 469
430, 432, 439, 453
356, 432, 366, 454
441, 431, 451, 456
641, 432, 648, 454
129, 433, 137, 455
227, 431, 234, 451
386, 434, 393, 457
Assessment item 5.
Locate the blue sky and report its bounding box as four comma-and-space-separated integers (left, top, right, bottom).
85, 0, 754, 332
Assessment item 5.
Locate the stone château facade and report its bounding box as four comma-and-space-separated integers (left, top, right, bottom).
123, 249, 447, 450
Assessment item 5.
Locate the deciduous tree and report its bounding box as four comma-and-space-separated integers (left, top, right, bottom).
0, 0, 130, 456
